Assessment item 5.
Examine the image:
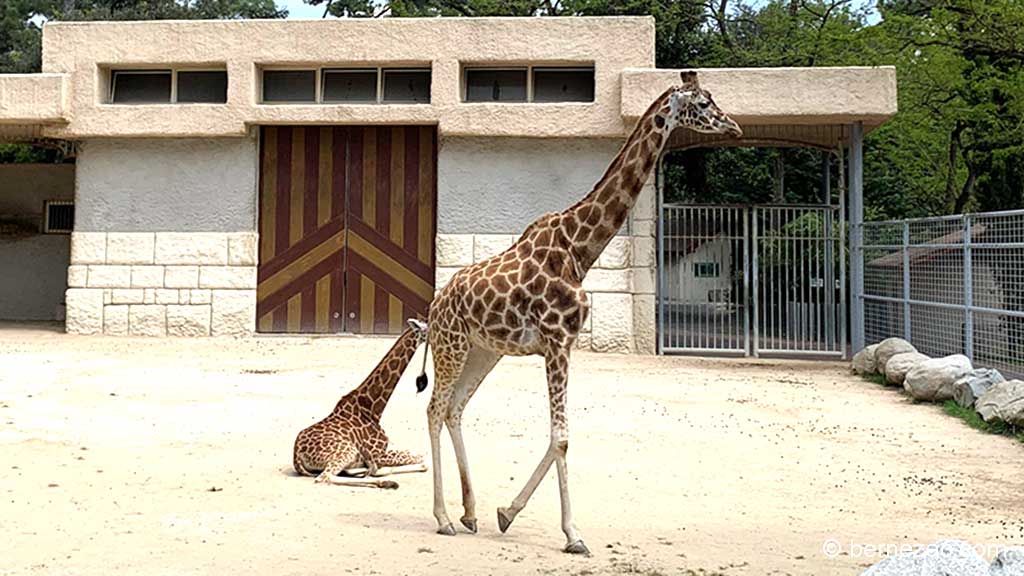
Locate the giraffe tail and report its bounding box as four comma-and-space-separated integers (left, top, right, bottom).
416, 337, 429, 393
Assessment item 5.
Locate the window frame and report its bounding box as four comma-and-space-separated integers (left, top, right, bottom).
693, 262, 721, 279
530, 66, 595, 103
43, 200, 74, 234
108, 67, 228, 105
257, 66, 432, 105
461, 64, 595, 104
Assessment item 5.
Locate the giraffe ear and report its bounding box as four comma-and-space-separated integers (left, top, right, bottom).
679, 71, 699, 90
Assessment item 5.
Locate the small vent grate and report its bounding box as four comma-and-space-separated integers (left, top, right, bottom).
44, 201, 74, 234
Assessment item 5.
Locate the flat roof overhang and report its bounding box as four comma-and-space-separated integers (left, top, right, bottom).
621, 67, 898, 150
0, 74, 68, 142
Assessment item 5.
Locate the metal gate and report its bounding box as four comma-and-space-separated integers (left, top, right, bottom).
658, 204, 846, 357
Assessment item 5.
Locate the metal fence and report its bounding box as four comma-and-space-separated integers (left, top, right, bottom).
861, 209, 1024, 379
658, 204, 845, 357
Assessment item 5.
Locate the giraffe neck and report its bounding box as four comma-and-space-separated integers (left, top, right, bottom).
338, 328, 421, 422
565, 89, 673, 274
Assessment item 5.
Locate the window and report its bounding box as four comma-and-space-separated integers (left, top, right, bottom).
383, 69, 431, 103
109, 68, 227, 104
532, 68, 594, 102
464, 69, 527, 102
693, 262, 720, 278
43, 201, 74, 234
177, 71, 227, 103
111, 70, 171, 104
262, 67, 431, 104
263, 70, 317, 103
322, 69, 378, 103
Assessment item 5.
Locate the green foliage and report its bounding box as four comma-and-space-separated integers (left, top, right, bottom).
942, 400, 1024, 444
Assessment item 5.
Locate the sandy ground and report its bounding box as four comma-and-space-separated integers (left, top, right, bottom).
0, 324, 1022, 576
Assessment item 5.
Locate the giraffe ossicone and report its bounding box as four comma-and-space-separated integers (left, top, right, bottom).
292, 319, 429, 489
422, 70, 742, 552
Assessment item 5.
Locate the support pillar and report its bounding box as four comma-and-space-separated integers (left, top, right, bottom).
849, 122, 865, 352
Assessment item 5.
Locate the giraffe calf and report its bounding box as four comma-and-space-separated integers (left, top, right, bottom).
293, 319, 429, 489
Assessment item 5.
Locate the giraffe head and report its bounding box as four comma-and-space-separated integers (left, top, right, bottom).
661, 71, 742, 138
406, 318, 428, 345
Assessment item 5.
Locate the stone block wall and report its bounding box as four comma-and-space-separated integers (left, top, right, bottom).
434, 179, 657, 354
65, 232, 257, 336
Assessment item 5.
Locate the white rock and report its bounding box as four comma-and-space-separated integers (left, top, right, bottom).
903, 354, 973, 402
164, 266, 200, 289
70, 232, 106, 264
885, 352, 930, 385
211, 290, 256, 336
65, 288, 104, 335
953, 368, 1005, 409
105, 233, 155, 265
199, 266, 257, 289
860, 539, 988, 576
130, 265, 164, 288
167, 305, 211, 337
976, 380, 1024, 426
590, 292, 633, 353
990, 547, 1024, 575
155, 233, 227, 265
227, 233, 258, 266
852, 344, 879, 375
103, 305, 129, 335
875, 337, 917, 374
87, 265, 131, 288
128, 305, 166, 337
435, 234, 474, 267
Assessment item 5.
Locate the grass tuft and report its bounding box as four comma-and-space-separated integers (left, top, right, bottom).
861, 372, 890, 387
942, 400, 1024, 443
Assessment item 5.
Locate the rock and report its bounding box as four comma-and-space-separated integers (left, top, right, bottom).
990, 547, 1024, 575
852, 344, 880, 375
903, 354, 973, 402
860, 539, 988, 576
953, 368, 1006, 409
874, 338, 918, 374
885, 352, 930, 385
976, 380, 1024, 426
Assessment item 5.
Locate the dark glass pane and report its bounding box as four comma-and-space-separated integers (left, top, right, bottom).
262, 70, 316, 103
322, 70, 378, 102
465, 69, 526, 102
383, 70, 430, 103
112, 71, 171, 103
177, 71, 228, 103
533, 68, 594, 103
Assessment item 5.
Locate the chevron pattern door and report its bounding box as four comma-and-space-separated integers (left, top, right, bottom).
256, 125, 436, 334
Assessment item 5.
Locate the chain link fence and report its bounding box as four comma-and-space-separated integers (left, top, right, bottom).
861, 209, 1024, 379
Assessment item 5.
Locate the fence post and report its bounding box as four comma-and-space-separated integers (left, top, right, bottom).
656, 157, 664, 355
849, 122, 865, 352
902, 221, 911, 341
964, 215, 974, 360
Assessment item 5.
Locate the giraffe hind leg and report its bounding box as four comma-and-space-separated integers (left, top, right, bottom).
343, 450, 428, 477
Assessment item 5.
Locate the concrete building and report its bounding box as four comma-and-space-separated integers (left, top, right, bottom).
0, 17, 897, 352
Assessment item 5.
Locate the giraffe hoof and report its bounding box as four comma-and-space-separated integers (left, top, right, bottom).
564, 540, 591, 556
496, 507, 514, 534
436, 523, 457, 536
460, 516, 477, 533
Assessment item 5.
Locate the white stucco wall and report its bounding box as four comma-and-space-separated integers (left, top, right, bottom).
74, 137, 258, 233
437, 137, 623, 234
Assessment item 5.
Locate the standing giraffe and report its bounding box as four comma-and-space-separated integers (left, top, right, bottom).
293, 319, 429, 489
422, 72, 742, 552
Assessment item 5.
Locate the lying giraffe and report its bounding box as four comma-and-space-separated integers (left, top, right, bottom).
293, 319, 429, 489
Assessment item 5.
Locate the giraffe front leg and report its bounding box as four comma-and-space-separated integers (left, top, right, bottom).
498, 343, 588, 555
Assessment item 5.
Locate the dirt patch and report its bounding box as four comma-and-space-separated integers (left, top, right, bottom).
0, 325, 1021, 575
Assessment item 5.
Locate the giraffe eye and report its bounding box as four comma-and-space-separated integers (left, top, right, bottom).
698, 100, 710, 109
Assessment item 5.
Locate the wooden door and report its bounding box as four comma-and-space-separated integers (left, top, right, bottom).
256, 125, 435, 334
